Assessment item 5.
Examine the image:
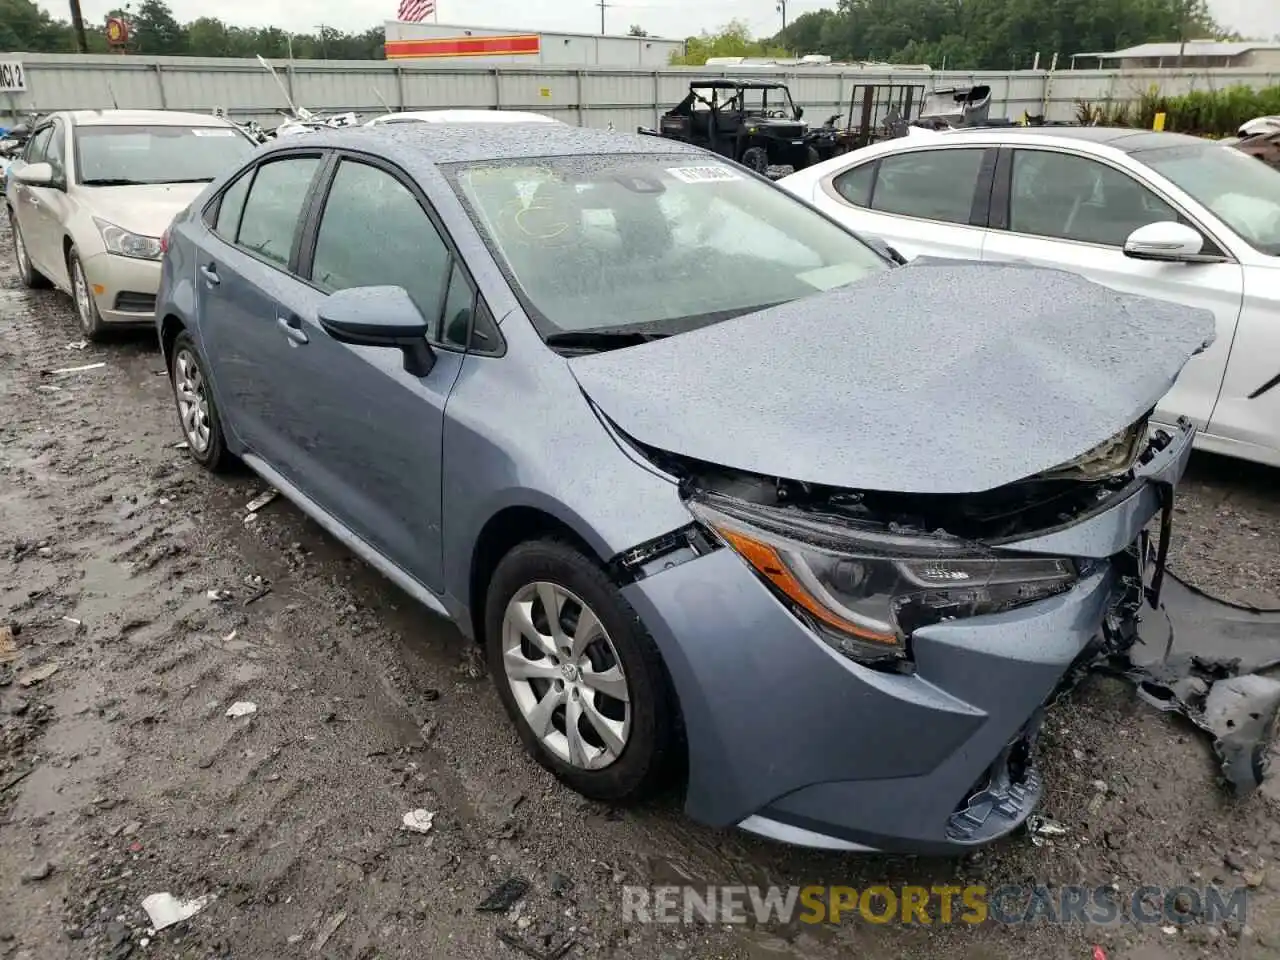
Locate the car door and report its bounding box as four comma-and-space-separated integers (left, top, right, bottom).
195, 151, 326, 461
980, 146, 1243, 433
268, 155, 474, 591
815, 145, 996, 261
11, 123, 58, 277
34, 118, 75, 289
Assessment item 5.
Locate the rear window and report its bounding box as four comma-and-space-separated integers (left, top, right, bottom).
75, 125, 255, 186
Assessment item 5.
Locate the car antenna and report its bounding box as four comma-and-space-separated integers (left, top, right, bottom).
106, 80, 119, 110
257, 54, 303, 117
372, 87, 392, 115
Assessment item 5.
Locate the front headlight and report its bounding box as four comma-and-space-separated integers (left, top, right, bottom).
93, 217, 163, 261
689, 494, 1078, 664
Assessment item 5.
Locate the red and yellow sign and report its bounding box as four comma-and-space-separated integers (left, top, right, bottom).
105, 16, 130, 46
385, 34, 541, 59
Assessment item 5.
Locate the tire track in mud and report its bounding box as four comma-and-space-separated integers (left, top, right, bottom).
3, 217, 1280, 960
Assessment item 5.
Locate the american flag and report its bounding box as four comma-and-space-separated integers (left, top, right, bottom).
398, 0, 435, 21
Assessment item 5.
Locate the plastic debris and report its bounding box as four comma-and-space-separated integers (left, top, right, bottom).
1026, 815, 1067, 846
17, 663, 59, 687
1092, 947, 1107, 960
0, 625, 17, 664
206, 589, 232, 602
141, 892, 215, 931
477, 877, 530, 912
314, 911, 346, 951
245, 490, 278, 513
402, 809, 435, 834
46, 361, 106, 376
174, 441, 189, 450
65, 340, 89, 350
62, 616, 81, 627
225, 702, 257, 718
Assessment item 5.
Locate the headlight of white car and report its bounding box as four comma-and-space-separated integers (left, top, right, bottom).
93, 217, 163, 261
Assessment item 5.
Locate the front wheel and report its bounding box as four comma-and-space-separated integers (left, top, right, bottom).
741, 146, 770, 175
68, 247, 106, 341
485, 539, 680, 803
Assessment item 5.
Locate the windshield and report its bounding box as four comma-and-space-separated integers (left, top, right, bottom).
75, 125, 255, 185
691, 85, 796, 118
449, 154, 887, 337
1139, 142, 1280, 256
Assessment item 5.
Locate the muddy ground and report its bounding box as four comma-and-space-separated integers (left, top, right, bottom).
2, 215, 1280, 960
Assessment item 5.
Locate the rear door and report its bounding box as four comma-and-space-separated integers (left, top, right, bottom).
263, 155, 476, 590
980, 146, 1243, 431
814, 145, 996, 261
11, 123, 59, 278
193, 151, 327, 460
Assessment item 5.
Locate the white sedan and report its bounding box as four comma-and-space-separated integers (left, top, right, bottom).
780, 127, 1280, 468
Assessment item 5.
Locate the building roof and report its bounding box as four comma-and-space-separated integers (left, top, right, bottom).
1076, 40, 1280, 60
281, 122, 704, 166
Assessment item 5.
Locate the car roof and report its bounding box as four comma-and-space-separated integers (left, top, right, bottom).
930, 125, 1210, 154
66, 109, 238, 128
272, 122, 706, 166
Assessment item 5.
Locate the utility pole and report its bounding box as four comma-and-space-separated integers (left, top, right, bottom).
596, 0, 609, 36
68, 0, 89, 53
315, 23, 328, 59
777, 0, 787, 32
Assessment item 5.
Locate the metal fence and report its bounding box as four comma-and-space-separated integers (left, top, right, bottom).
3, 52, 1278, 129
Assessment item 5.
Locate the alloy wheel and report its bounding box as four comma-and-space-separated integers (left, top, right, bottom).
173, 348, 212, 453
501, 581, 632, 770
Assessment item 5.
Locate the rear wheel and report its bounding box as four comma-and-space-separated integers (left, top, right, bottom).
485, 539, 679, 803
68, 247, 106, 341
741, 146, 770, 175
10, 210, 50, 289
170, 330, 232, 473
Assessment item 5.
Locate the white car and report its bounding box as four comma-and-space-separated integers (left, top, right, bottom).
780, 127, 1280, 468
365, 110, 561, 127
5, 109, 256, 339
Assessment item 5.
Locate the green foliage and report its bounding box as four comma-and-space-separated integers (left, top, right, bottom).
0, 0, 385, 59
669, 20, 788, 65
1075, 84, 1280, 134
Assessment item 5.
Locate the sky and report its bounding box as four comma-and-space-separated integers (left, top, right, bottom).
35, 0, 1280, 44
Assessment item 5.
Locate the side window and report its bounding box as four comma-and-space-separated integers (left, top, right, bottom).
832, 161, 875, 207
310, 160, 451, 334
213, 169, 253, 241
871, 149, 986, 225
45, 122, 66, 176
440, 261, 475, 350
24, 126, 53, 164
236, 157, 321, 268
1009, 150, 1178, 247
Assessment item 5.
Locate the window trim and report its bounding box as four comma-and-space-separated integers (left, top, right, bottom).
297, 149, 504, 357
206, 166, 254, 243
991, 145, 1235, 261
24, 123, 54, 164
819, 145, 997, 229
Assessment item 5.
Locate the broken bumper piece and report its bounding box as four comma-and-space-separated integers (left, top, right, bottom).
621, 421, 1196, 854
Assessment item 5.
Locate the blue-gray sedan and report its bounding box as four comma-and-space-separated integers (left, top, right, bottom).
155, 123, 1213, 854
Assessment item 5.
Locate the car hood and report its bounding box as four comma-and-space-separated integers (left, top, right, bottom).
78, 182, 207, 238
567, 261, 1216, 494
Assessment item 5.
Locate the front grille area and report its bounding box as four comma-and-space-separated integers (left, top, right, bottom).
114, 291, 157, 314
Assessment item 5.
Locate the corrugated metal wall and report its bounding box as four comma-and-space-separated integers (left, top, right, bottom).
3, 53, 1278, 129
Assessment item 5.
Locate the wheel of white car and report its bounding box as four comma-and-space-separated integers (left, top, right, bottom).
67, 246, 106, 341
169, 330, 232, 473
9, 209, 50, 289
485, 538, 681, 803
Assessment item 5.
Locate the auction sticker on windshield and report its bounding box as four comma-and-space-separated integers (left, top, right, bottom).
192, 128, 238, 136
666, 166, 743, 184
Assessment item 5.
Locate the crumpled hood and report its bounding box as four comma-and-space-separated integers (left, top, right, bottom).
568, 261, 1215, 494
81, 182, 206, 238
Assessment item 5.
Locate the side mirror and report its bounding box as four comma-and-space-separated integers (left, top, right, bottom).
1123, 221, 1204, 262
795, 106, 805, 120
318, 285, 435, 377
14, 161, 54, 187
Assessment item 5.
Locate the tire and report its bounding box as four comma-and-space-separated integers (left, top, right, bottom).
169, 330, 232, 473
67, 247, 107, 341
741, 147, 770, 175
9, 209, 50, 289
485, 539, 679, 803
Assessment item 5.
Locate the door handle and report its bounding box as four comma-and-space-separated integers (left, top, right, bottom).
199, 264, 220, 286
276, 314, 308, 345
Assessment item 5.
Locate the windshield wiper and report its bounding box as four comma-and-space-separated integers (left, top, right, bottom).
544, 329, 671, 353
81, 177, 145, 186
148, 177, 216, 184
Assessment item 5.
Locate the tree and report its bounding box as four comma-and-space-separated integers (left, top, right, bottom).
669, 20, 788, 64
131, 0, 184, 54
628, 25, 649, 37
776, 9, 836, 55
